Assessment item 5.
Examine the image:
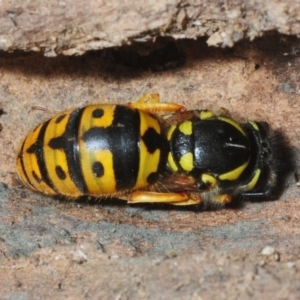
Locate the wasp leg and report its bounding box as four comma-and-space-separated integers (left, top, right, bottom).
163, 109, 218, 126
241, 189, 272, 198
218, 107, 230, 116
127, 93, 185, 113
29, 106, 58, 114
213, 193, 233, 204
163, 110, 198, 125
128, 191, 189, 203
167, 192, 232, 206
168, 193, 203, 206
128, 191, 203, 206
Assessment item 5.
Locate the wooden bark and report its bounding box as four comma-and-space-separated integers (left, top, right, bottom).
0, 0, 300, 56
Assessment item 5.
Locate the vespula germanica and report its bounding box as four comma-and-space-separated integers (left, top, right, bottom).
16, 94, 279, 207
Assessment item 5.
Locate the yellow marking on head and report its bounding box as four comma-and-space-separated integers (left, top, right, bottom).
179, 152, 194, 172
168, 152, 178, 172
179, 121, 192, 135
245, 169, 261, 191
199, 110, 214, 120
218, 116, 246, 136
219, 162, 248, 181
201, 173, 217, 188
248, 121, 259, 131
167, 124, 176, 141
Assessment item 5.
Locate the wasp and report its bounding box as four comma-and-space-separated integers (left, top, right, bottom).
16, 94, 278, 207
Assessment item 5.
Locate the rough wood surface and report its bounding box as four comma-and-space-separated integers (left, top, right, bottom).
1, 0, 300, 56
0, 35, 300, 298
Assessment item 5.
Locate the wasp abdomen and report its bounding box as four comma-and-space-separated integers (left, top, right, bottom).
16, 104, 165, 197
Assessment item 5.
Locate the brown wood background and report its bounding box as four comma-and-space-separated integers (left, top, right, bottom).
1, 0, 300, 55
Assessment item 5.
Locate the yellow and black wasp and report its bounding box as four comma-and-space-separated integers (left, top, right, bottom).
16, 94, 279, 207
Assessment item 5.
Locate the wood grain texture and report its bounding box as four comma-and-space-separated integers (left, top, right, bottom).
1, 0, 300, 56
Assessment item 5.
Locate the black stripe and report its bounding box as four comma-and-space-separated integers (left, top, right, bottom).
48, 108, 88, 194
17, 139, 36, 190
27, 120, 59, 192
81, 106, 140, 191
113, 106, 140, 190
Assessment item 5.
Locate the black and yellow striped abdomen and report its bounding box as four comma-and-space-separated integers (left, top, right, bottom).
16, 105, 165, 197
